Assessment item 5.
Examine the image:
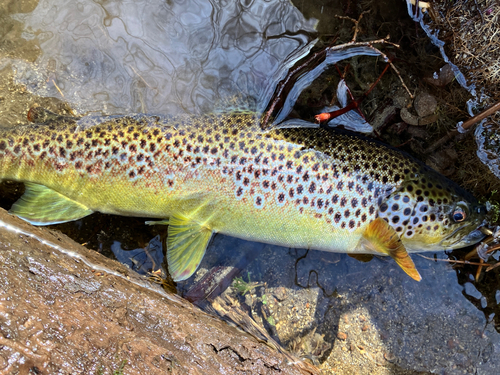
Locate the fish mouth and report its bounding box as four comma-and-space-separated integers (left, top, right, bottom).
439, 221, 487, 249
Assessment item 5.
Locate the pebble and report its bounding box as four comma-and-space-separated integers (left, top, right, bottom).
414, 92, 437, 118
384, 352, 396, 362
337, 332, 348, 340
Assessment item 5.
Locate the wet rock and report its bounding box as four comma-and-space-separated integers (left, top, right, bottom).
414, 92, 437, 118
0, 209, 316, 375
426, 148, 458, 176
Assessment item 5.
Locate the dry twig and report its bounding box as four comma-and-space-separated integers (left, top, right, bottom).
424, 100, 500, 154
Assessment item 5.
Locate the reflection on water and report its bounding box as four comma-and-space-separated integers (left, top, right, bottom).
111, 234, 164, 275
9, 0, 316, 115
2, 0, 500, 373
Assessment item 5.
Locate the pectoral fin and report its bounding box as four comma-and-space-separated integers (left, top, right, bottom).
167, 214, 213, 282
358, 217, 421, 281
10, 182, 93, 225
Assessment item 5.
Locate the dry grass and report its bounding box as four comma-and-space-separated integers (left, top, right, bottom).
429, 0, 500, 101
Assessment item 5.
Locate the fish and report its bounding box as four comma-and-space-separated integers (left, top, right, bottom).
0, 109, 487, 281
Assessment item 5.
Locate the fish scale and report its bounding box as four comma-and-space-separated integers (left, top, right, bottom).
0, 111, 487, 281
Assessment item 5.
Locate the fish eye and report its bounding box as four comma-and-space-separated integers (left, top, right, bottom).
452, 207, 467, 222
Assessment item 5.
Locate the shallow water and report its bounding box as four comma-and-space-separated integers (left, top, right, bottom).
1, 0, 500, 373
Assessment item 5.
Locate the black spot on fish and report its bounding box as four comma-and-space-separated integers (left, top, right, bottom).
334, 212, 341, 223
403, 208, 411, 216
392, 203, 399, 211
349, 220, 355, 229
303, 196, 309, 204
340, 197, 347, 207
344, 209, 350, 218
129, 170, 136, 178
369, 205, 375, 215
392, 216, 400, 224
361, 213, 367, 222
278, 193, 285, 203
380, 203, 388, 213
351, 198, 358, 208
361, 197, 368, 207
309, 182, 316, 194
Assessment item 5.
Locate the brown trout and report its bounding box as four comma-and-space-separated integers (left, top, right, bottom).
0, 110, 487, 281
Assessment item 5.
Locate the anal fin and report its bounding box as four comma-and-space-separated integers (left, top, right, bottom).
357, 217, 421, 281
167, 214, 213, 282
10, 182, 93, 225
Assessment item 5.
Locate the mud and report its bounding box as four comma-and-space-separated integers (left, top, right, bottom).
0, 208, 316, 374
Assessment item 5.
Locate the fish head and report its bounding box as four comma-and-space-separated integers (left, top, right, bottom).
379, 167, 487, 252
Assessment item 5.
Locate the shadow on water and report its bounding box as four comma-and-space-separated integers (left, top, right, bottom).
1, 0, 500, 373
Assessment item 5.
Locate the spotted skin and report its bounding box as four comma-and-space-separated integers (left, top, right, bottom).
0, 112, 486, 255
